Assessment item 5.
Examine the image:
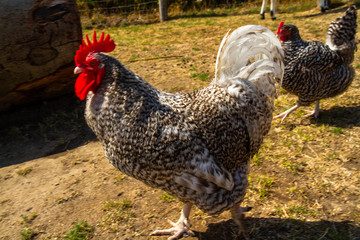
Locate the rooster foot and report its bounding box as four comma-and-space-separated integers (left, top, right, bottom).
151, 219, 194, 240
151, 202, 194, 240
231, 205, 252, 240
304, 101, 321, 118
273, 104, 299, 122
304, 109, 322, 118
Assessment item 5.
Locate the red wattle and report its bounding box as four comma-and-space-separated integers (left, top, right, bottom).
279, 36, 286, 42
75, 73, 96, 100
96, 67, 105, 86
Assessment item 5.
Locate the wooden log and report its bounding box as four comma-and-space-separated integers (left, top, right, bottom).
0, 0, 82, 111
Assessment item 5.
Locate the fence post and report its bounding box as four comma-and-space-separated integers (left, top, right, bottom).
159, 0, 168, 22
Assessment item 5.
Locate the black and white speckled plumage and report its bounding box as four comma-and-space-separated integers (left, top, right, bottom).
279, 6, 357, 107
83, 25, 284, 216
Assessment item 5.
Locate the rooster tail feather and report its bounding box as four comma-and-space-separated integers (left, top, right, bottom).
213, 25, 284, 100
215, 29, 231, 80
326, 5, 357, 63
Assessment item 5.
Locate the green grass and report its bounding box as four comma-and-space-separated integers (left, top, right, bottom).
22, 213, 37, 224
57, 192, 80, 204
159, 192, 175, 202
20, 226, 35, 240
128, 54, 139, 62
103, 199, 133, 210
327, 152, 340, 161
113, 173, 126, 183
101, 199, 135, 230
190, 71, 210, 82
16, 167, 32, 176
180, 57, 190, 63
288, 205, 318, 219
197, 72, 210, 81
251, 153, 263, 165
281, 160, 305, 174
171, 85, 186, 92
249, 176, 275, 201
331, 127, 345, 134
63, 221, 94, 240
257, 176, 275, 200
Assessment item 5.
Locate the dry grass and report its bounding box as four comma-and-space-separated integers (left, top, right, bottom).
0, 0, 359, 239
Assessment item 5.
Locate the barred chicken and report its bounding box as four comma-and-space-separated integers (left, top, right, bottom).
73, 26, 283, 239
274, 6, 357, 121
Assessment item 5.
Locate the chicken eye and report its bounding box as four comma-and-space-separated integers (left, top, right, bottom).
90, 61, 96, 66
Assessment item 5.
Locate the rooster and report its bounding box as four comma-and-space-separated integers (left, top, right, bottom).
74, 26, 283, 239
274, 6, 357, 121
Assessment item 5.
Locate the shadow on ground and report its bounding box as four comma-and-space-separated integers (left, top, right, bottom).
0, 95, 96, 168
310, 106, 360, 128
195, 217, 359, 240
294, 2, 356, 19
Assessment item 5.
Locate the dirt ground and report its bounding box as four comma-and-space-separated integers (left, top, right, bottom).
1, 3, 360, 240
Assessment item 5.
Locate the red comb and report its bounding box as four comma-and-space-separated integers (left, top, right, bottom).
276, 21, 284, 35
75, 31, 116, 66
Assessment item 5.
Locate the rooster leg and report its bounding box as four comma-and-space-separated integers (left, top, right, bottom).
231, 205, 252, 240
151, 202, 194, 240
273, 104, 299, 122
304, 101, 321, 118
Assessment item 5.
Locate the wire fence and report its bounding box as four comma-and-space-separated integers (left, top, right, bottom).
77, 0, 159, 17
76, 0, 265, 18
76, 0, 321, 26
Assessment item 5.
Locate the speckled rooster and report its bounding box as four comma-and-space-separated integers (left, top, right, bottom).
74, 25, 283, 239
274, 6, 357, 121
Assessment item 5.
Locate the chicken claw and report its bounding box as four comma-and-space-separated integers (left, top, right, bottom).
273, 104, 299, 122
151, 220, 194, 240
151, 203, 194, 240
304, 101, 321, 118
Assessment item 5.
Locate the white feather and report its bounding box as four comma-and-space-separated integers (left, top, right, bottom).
213, 25, 284, 100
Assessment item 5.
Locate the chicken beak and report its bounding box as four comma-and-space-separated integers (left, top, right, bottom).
74, 66, 83, 74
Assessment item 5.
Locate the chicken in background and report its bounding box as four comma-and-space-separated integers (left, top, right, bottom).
73, 25, 284, 239
274, 6, 357, 122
